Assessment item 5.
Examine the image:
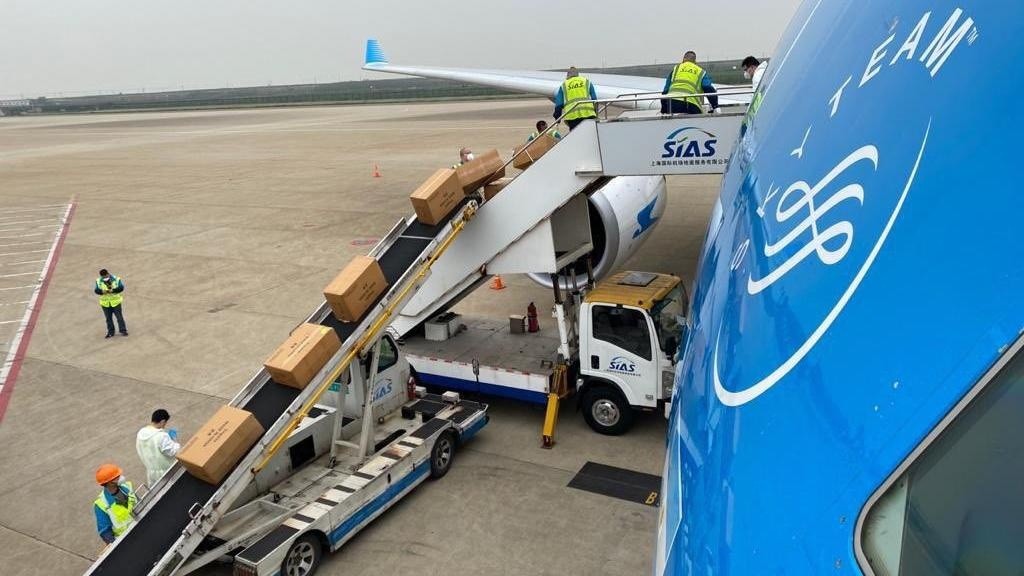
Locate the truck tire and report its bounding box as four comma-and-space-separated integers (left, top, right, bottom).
281, 533, 322, 576
430, 430, 456, 479
582, 385, 635, 436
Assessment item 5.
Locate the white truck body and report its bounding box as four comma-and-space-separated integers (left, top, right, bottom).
401, 271, 686, 436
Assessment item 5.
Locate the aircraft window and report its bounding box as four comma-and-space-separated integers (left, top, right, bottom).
859, 346, 1024, 575
592, 305, 652, 361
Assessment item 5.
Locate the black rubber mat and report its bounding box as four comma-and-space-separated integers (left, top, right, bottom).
374, 429, 408, 453
408, 398, 444, 419
567, 462, 661, 507
448, 405, 478, 424
410, 417, 449, 439
89, 214, 451, 576
236, 524, 299, 563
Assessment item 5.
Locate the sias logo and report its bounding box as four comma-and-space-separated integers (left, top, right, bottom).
371, 379, 393, 403
608, 357, 637, 374
662, 127, 718, 159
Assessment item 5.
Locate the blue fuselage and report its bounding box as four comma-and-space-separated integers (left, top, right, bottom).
658, 1, 1023, 573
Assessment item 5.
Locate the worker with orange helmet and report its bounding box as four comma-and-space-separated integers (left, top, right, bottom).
93, 464, 137, 544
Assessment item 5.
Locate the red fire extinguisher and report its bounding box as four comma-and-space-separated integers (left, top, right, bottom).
527, 302, 539, 333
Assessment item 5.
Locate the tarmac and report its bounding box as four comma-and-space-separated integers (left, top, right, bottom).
0, 100, 720, 576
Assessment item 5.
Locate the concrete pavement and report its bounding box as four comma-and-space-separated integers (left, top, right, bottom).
0, 100, 718, 575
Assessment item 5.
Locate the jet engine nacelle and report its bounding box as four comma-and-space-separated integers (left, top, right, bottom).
528, 175, 667, 289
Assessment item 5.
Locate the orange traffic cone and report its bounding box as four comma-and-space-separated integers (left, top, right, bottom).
372, 164, 382, 178
490, 275, 506, 290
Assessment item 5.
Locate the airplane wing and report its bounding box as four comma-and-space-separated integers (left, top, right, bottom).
361, 39, 751, 107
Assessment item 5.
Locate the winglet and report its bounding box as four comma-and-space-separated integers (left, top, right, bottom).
364, 39, 388, 67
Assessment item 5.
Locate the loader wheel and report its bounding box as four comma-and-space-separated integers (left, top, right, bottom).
430, 430, 457, 479
582, 385, 635, 436
281, 533, 322, 576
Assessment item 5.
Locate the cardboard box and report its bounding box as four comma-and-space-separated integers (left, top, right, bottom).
323, 256, 388, 322
410, 168, 464, 226
483, 177, 514, 201
455, 149, 506, 192
177, 405, 264, 485
513, 135, 557, 170
264, 322, 342, 389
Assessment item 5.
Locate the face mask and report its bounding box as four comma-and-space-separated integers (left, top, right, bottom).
743, 69, 752, 80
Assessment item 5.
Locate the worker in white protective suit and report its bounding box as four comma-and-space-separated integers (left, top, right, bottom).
135, 408, 181, 486
741, 56, 769, 91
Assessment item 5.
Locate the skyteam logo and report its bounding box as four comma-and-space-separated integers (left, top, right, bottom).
706, 2, 977, 406
712, 121, 931, 406
608, 356, 637, 375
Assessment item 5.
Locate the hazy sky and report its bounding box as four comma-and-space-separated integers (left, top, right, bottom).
2, 0, 803, 98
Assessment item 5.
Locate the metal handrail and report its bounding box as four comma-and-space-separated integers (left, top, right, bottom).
495, 88, 755, 176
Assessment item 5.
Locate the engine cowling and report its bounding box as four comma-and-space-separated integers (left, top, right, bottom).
528, 175, 667, 289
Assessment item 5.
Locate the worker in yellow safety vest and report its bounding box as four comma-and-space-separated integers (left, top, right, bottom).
93, 464, 137, 545
527, 120, 562, 142
95, 268, 128, 338
553, 67, 598, 131
661, 51, 719, 115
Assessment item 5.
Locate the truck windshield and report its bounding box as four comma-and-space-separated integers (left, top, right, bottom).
650, 285, 684, 353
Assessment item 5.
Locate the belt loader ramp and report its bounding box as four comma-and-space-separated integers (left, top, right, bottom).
86, 198, 487, 576
83, 96, 744, 576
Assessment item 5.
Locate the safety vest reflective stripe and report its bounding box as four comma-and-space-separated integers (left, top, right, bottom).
95, 482, 136, 537
562, 78, 596, 120
668, 62, 705, 108
96, 276, 123, 308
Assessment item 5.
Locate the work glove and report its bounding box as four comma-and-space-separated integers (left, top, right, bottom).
168, 428, 178, 441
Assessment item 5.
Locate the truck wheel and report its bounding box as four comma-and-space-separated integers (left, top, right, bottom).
281, 533, 322, 576
430, 430, 456, 479
582, 386, 635, 436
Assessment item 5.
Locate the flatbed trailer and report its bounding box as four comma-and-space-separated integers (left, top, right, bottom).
401, 317, 561, 406
221, 393, 487, 576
